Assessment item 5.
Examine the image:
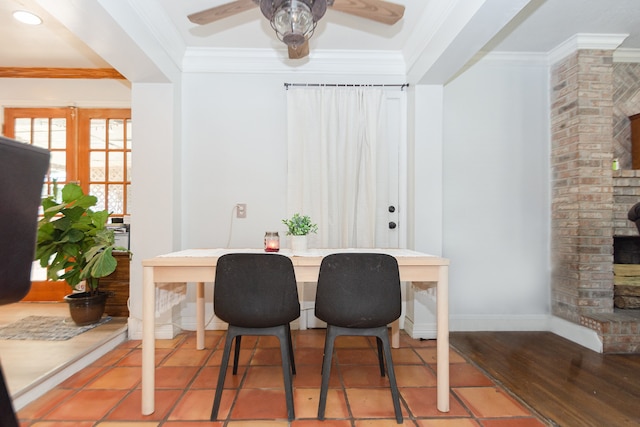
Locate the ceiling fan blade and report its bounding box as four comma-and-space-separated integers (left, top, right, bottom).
188, 0, 257, 25
330, 0, 405, 25
288, 41, 310, 59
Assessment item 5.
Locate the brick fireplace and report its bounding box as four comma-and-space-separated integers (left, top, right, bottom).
551, 50, 640, 353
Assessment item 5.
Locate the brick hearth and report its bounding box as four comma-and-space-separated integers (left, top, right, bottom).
581, 310, 640, 353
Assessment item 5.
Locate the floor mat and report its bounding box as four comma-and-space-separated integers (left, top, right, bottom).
0, 315, 111, 341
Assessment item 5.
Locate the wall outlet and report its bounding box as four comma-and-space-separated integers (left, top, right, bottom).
236, 203, 246, 218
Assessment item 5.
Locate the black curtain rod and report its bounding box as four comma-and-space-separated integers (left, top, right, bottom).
284, 83, 409, 90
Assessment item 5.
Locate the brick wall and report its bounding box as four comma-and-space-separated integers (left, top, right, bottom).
613, 63, 640, 169
550, 50, 615, 323
612, 63, 640, 243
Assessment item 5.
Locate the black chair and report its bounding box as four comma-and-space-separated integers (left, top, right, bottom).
210, 253, 300, 421
0, 137, 49, 427
315, 252, 403, 424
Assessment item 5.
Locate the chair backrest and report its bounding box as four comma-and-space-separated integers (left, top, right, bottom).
0, 137, 49, 305
315, 252, 401, 328
214, 253, 300, 328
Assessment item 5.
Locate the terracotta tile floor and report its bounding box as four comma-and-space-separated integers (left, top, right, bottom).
16, 329, 550, 426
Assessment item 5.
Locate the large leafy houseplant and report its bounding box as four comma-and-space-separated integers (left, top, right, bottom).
34, 183, 129, 294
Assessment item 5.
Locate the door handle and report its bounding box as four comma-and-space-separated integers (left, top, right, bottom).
389, 221, 397, 229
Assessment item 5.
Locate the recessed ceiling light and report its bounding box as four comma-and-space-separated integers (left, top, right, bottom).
13, 10, 42, 26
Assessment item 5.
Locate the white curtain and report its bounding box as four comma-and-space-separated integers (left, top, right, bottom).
286, 86, 387, 248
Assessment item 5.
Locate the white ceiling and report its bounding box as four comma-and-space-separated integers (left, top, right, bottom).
1, 0, 640, 73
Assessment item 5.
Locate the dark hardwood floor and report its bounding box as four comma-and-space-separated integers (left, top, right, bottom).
450, 331, 640, 427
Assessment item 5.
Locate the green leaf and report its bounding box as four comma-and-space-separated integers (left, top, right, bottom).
94, 228, 115, 246
74, 194, 98, 209
63, 205, 87, 222
61, 267, 83, 287
63, 228, 86, 243
42, 200, 65, 218
61, 183, 84, 203
91, 210, 110, 229
51, 216, 72, 231
85, 247, 117, 278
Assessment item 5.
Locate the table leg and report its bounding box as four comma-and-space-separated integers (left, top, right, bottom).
196, 282, 205, 350
296, 281, 307, 330
436, 265, 450, 412
141, 266, 156, 415
391, 319, 400, 348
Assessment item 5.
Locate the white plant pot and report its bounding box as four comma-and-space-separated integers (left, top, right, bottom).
290, 235, 308, 253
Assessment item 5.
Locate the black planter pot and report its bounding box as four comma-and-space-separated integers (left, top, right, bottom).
64, 291, 108, 326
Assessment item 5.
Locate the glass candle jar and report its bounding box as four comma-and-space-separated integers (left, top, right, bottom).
264, 231, 280, 252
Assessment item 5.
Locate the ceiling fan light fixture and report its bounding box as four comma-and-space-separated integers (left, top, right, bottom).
261, 0, 327, 48
272, 1, 315, 47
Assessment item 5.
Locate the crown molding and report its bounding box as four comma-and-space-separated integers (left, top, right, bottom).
477, 35, 638, 69
182, 47, 406, 76
548, 33, 628, 65
613, 48, 640, 63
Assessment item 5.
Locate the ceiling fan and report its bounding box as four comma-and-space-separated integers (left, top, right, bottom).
188, 0, 405, 59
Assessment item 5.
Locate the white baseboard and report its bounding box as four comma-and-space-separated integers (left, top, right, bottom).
407, 313, 603, 353
404, 316, 437, 339
450, 314, 550, 332
548, 315, 603, 353
127, 316, 183, 340
448, 314, 602, 353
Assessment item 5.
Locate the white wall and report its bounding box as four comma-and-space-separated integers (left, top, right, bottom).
128, 82, 182, 337
181, 73, 289, 249
441, 55, 551, 330
412, 85, 444, 257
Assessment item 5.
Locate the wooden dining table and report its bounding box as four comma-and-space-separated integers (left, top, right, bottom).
141, 248, 450, 415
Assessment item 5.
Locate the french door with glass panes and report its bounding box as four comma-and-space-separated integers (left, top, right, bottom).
3, 107, 131, 301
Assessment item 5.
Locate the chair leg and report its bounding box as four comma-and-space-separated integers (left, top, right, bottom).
377, 329, 403, 424
376, 336, 385, 376
0, 364, 18, 427
232, 335, 242, 375
318, 326, 403, 424
286, 323, 296, 375
211, 328, 237, 421
318, 325, 338, 420
212, 325, 296, 422
276, 325, 296, 421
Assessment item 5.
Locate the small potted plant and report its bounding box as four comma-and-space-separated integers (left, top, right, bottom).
282, 213, 318, 252
34, 183, 131, 325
